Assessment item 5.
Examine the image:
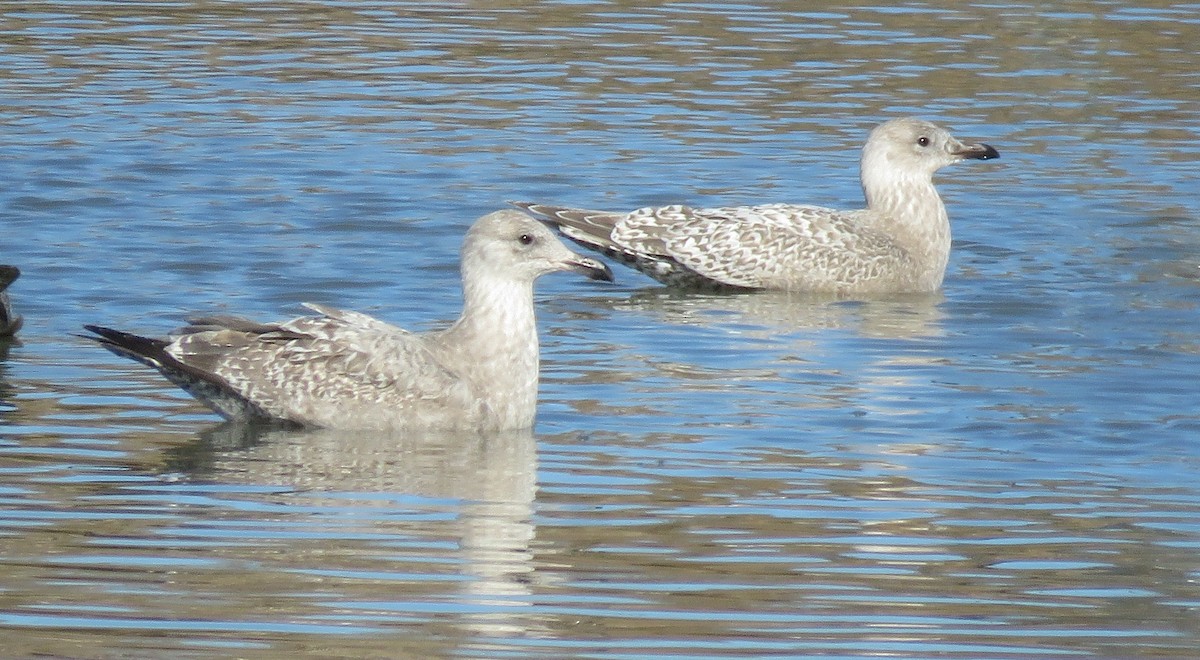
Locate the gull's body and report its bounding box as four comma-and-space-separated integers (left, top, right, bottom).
83, 211, 612, 431
0, 265, 21, 337
515, 117, 998, 295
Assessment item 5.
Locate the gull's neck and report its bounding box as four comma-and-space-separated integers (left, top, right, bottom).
861, 158, 951, 289
440, 271, 541, 429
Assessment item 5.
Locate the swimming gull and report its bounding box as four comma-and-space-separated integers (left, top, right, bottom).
514, 117, 998, 294
0, 265, 21, 337
82, 210, 613, 430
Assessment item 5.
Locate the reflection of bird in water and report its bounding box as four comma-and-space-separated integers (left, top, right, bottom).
1, 265, 22, 337
82, 211, 612, 430
516, 117, 998, 294
166, 424, 541, 641
594, 288, 945, 341
540, 289, 948, 425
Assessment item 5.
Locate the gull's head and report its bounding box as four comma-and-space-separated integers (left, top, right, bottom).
862, 117, 999, 180
463, 210, 614, 284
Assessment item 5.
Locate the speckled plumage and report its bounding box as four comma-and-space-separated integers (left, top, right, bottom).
0, 265, 21, 337
514, 117, 998, 295
83, 211, 613, 431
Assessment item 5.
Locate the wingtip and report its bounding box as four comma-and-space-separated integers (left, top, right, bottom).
79, 324, 168, 355
81, 324, 121, 342
508, 201, 543, 216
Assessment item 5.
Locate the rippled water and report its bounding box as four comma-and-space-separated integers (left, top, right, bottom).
2, 1, 1199, 658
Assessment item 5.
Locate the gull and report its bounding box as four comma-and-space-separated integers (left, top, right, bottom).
0, 265, 21, 337
514, 117, 998, 294
82, 210, 613, 431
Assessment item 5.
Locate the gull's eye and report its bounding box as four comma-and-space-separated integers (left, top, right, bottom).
917, 136, 930, 147
517, 233, 535, 246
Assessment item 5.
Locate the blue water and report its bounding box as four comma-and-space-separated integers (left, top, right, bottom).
2, 2, 1199, 658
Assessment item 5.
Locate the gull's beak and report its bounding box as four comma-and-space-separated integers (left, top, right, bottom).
568, 255, 615, 282
954, 141, 1000, 161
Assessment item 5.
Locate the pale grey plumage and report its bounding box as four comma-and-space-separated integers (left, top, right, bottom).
82, 210, 613, 431
514, 117, 999, 295
0, 265, 21, 337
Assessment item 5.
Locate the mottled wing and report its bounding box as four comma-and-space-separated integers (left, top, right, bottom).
517, 201, 911, 290
297, 303, 409, 336
168, 308, 467, 425
619, 204, 912, 291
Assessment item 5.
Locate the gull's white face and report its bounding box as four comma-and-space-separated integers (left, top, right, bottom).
863, 118, 999, 180
464, 210, 613, 284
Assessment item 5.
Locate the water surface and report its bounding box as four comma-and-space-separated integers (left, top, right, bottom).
2, 1, 1199, 658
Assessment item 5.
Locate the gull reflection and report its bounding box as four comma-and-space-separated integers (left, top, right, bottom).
605, 288, 945, 340
547, 288, 949, 422
170, 423, 539, 643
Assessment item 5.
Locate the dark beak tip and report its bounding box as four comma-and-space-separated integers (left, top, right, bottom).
968, 143, 1000, 161
589, 264, 616, 283
572, 258, 614, 283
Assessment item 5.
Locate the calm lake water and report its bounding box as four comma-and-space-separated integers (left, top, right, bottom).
2, 1, 1199, 658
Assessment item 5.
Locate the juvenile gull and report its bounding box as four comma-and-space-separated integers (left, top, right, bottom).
0, 265, 21, 337
82, 210, 613, 431
514, 117, 998, 294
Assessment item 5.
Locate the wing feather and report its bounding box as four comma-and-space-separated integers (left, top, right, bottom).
166, 307, 467, 425
615, 204, 912, 291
